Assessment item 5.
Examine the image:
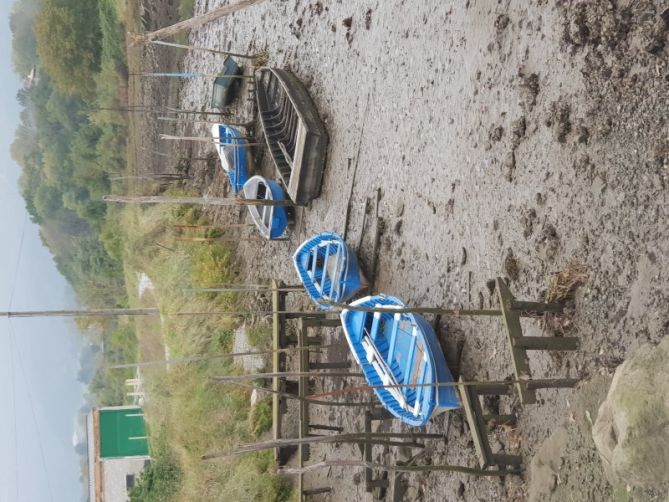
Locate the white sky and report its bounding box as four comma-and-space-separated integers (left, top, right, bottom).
0, 0, 89, 500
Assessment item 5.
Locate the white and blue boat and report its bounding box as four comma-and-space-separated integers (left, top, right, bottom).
293, 232, 366, 308
211, 123, 250, 193
242, 175, 288, 240
340, 295, 460, 427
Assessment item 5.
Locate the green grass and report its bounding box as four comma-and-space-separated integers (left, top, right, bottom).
179, 0, 195, 20
246, 324, 272, 349
118, 203, 291, 502
249, 398, 273, 437
175, 0, 195, 45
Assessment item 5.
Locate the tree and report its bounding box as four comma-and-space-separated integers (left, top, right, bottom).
9, 0, 43, 76
34, 0, 101, 100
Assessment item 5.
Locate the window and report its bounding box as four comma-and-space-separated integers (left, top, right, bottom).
126, 475, 136, 489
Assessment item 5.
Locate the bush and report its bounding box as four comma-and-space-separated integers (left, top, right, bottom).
246, 324, 272, 349
249, 399, 272, 437
129, 438, 181, 502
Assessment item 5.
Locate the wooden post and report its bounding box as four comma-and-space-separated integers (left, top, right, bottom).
146, 40, 261, 60
103, 195, 295, 207
136, 0, 267, 42
136, 72, 254, 80
157, 116, 251, 127
281, 459, 519, 478
202, 433, 430, 461
513, 336, 580, 351
160, 134, 263, 147
1, 308, 159, 318
308, 424, 343, 432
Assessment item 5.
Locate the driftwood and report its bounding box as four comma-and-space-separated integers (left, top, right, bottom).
136, 0, 266, 42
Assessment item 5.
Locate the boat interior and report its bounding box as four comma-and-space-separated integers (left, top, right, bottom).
306, 240, 344, 298
359, 310, 431, 417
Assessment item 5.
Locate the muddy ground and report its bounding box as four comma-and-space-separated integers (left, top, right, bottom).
131, 1, 669, 500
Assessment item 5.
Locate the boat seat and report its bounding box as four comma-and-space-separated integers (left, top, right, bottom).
362, 335, 407, 410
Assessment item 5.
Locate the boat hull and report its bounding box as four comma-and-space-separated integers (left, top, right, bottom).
293, 232, 365, 309
211, 124, 250, 193
340, 295, 460, 427
242, 175, 288, 240
255, 68, 328, 205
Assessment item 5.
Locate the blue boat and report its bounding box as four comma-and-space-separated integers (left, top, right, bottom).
211, 123, 250, 193
242, 176, 288, 240
293, 232, 366, 308
340, 295, 460, 427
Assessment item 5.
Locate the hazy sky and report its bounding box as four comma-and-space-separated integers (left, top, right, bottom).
0, 0, 88, 500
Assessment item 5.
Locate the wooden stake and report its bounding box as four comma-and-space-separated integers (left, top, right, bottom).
157, 116, 251, 127
175, 237, 265, 243
160, 134, 264, 147
226, 380, 376, 408
135, 72, 254, 80
134, 0, 267, 42
324, 300, 504, 317
210, 372, 363, 382
202, 433, 430, 461
309, 378, 580, 401
281, 460, 519, 477
108, 345, 337, 370
1, 308, 159, 318
103, 195, 295, 207
146, 39, 261, 60
183, 285, 303, 294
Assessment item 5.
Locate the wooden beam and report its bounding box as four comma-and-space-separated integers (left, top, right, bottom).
496, 278, 535, 404
457, 377, 494, 469
513, 336, 579, 351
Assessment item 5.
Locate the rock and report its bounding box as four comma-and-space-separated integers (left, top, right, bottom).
519, 73, 540, 111
504, 248, 519, 281
486, 279, 496, 296
503, 150, 516, 181
250, 388, 260, 406
495, 14, 510, 30
365, 8, 372, 30
593, 336, 669, 489
490, 125, 504, 142
510, 116, 526, 147
529, 426, 568, 501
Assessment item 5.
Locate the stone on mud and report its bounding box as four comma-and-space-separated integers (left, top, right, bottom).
592, 336, 669, 489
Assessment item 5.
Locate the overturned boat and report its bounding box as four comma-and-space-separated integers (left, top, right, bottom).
340, 295, 460, 427
255, 68, 328, 205
211, 123, 250, 193
242, 175, 289, 240
293, 232, 366, 308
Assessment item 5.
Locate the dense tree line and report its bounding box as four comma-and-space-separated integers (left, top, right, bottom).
10, 0, 128, 308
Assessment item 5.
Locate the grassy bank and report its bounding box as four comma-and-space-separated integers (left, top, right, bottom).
122, 203, 291, 501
